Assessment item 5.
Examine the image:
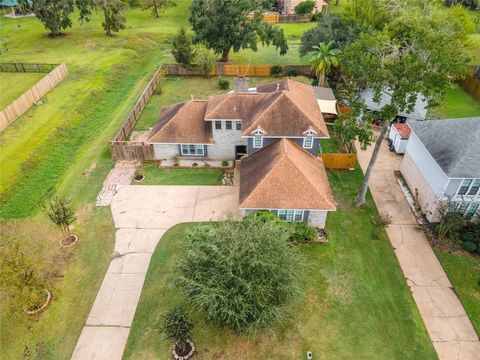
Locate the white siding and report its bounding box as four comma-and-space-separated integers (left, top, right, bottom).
153, 144, 179, 160
308, 211, 328, 228
404, 132, 449, 197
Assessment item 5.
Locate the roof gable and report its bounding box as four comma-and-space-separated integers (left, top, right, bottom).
239, 139, 336, 210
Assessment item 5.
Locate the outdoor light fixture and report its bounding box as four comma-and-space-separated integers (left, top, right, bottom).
307, 351, 313, 359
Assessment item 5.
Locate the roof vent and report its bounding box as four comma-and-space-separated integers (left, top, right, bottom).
234, 77, 249, 93
276, 82, 280, 92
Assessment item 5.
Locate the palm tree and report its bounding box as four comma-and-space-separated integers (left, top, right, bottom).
307, 41, 341, 87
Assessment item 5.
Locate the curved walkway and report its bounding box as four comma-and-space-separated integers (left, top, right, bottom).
356, 139, 479, 360
72, 185, 239, 360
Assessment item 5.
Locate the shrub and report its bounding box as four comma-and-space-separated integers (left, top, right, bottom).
462, 241, 477, 253
439, 212, 466, 239
172, 155, 180, 166
285, 66, 300, 77
158, 307, 193, 355
373, 212, 393, 228
244, 210, 283, 224
221, 159, 229, 167
172, 27, 196, 69
270, 64, 284, 77
192, 162, 198, 167
294, 0, 316, 15
218, 78, 229, 90
289, 222, 317, 243
42, 195, 76, 240
176, 219, 302, 332
461, 232, 475, 243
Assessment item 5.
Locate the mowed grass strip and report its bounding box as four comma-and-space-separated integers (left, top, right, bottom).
428, 84, 480, 119
138, 164, 224, 185
0, 72, 45, 109
123, 167, 436, 360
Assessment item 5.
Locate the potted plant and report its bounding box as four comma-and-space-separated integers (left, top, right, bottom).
134, 164, 145, 182
158, 307, 195, 359
42, 195, 78, 248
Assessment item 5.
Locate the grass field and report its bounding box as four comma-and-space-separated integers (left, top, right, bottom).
134, 76, 311, 131
0, 72, 44, 109
435, 250, 480, 335
136, 164, 224, 185
428, 84, 480, 119
123, 165, 436, 360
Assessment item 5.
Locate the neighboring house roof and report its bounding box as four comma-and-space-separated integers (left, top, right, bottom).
206, 79, 329, 137
239, 139, 336, 210
313, 86, 338, 115
409, 118, 480, 178
147, 100, 213, 144
393, 123, 411, 139
359, 88, 428, 120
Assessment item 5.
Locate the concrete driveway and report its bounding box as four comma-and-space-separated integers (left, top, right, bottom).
72, 185, 239, 360
356, 138, 480, 360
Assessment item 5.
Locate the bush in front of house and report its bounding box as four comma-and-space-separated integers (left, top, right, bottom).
463, 241, 478, 253
294, 0, 316, 15
218, 78, 229, 90
270, 64, 284, 77
176, 218, 303, 332
289, 222, 317, 244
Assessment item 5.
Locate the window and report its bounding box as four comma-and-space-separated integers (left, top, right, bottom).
253, 134, 263, 148
277, 210, 304, 222
226, 121, 232, 130
466, 202, 479, 217
303, 136, 313, 149
458, 201, 470, 215
181, 144, 205, 156
236, 121, 242, 130
467, 179, 480, 196
448, 201, 460, 213
458, 179, 473, 195
215, 121, 222, 130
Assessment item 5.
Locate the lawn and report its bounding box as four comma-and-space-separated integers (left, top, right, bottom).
428, 84, 480, 119
435, 250, 480, 335
133, 76, 312, 131
136, 163, 224, 185
0, 72, 44, 109
124, 167, 436, 359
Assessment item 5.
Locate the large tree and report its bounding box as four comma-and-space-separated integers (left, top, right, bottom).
342, 3, 471, 205
189, 0, 288, 62
32, 0, 76, 37
307, 41, 341, 87
176, 218, 302, 332
99, 0, 127, 36
141, 0, 176, 18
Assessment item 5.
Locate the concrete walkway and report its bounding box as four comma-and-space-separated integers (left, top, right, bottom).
72, 185, 239, 360
356, 138, 479, 360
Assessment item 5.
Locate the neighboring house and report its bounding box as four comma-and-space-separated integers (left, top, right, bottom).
400, 118, 480, 222
359, 88, 428, 122
147, 79, 336, 227
275, 0, 328, 14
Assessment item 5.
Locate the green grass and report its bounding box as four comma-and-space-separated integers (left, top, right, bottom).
0, 72, 44, 109
134, 76, 312, 131
123, 166, 437, 360
435, 250, 480, 334
428, 83, 480, 119
137, 164, 224, 185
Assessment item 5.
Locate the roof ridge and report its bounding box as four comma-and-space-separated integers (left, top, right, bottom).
284, 88, 323, 131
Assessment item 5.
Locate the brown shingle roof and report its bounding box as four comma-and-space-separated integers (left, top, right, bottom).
147, 100, 213, 144
205, 79, 329, 137
239, 139, 336, 210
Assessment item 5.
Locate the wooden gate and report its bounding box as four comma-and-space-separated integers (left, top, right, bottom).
109, 142, 155, 161
320, 153, 357, 170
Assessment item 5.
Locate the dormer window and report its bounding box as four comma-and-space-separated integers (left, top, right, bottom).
253, 134, 263, 148
303, 130, 315, 149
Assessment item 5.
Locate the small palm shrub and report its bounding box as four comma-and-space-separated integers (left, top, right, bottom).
158, 307, 193, 355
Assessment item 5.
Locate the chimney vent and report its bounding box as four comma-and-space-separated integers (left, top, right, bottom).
234, 77, 249, 93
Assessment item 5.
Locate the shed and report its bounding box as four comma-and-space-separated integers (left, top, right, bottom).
313, 86, 338, 118
388, 123, 411, 154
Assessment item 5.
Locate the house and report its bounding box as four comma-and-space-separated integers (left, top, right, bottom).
147, 79, 336, 227
359, 88, 428, 122
275, 0, 328, 14
400, 118, 480, 222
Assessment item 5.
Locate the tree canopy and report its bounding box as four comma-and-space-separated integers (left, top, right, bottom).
32, 0, 76, 37
189, 0, 288, 62
176, 218, 303, 332
294, 0, 316, 15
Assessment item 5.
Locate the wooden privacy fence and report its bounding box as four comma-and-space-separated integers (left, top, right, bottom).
162, 63, 216, 77
320, 153, 357, 170
110, 67, 164, 161
223, 64, 311, 77
0, 63, 68, 132
0, 62, 57, 73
